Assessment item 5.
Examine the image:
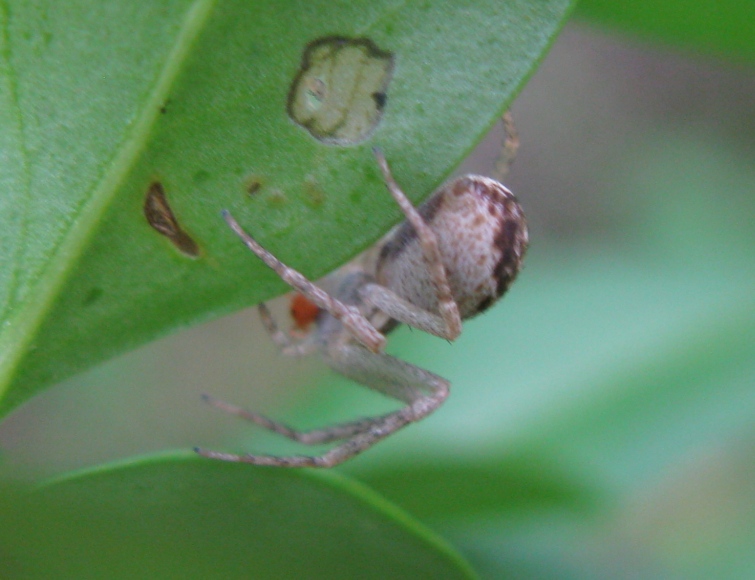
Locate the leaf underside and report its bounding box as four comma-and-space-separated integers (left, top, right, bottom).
0, 0, 574, 416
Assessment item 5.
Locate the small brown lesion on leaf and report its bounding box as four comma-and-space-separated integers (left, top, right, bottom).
303, 174, 325, 207
247, 181, 262, 196
144, 181, 200, 258
288, 36, 395, 145
244, 175, 263, 197
159, 98, 171, 114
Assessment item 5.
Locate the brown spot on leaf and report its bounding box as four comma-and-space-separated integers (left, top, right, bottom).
144, 181, 200, 258
304, 174, 325, 206
245, 177, 262, 197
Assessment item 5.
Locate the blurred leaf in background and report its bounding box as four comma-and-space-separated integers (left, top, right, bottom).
575, 0, 755, 61
0, 454, 477, 579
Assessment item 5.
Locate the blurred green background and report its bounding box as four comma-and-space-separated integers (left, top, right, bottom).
3, 17, 755, 580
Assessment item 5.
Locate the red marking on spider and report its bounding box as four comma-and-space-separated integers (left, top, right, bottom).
290, 292, 321, 331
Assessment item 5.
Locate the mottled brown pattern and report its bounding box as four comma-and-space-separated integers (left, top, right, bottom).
493, 212, 527, 297
376, 174, 527, 322
476, 295, 495, 313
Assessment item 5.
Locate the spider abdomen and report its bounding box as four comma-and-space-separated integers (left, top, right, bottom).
376, 175, 528, 319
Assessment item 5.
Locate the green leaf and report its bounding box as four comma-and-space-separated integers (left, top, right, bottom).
575, 0, 755, 61
0, 452, 477, 579
0, 0, 574, 417
343, 454, 603, 523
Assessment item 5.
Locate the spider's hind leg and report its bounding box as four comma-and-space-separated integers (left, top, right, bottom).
196, 344, 450, 468
200, 393, 379, 445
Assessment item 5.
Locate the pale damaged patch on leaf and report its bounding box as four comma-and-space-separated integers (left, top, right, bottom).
288, 36, 394, 145
143, 182, 200, 257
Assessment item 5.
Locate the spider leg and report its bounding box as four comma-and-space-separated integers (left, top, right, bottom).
373, 149, 462, 340
195, 345, 450, 468
359, 282, 454, 339
494, 110, 519, 181
198, 301, 323, 434
222, 210, 386, 353
200, 393, 376, 445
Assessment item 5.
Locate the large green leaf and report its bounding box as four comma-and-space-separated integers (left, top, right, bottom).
0, 452, 476, 579
0, 0, 574, 417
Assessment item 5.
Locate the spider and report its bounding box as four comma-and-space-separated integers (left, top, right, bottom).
195, 114, 528, 468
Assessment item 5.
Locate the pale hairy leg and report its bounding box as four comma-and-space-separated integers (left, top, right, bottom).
372, 149, 462, 340
196, 346, 449, 467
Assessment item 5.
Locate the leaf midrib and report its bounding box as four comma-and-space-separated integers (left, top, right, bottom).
0, 0, 218, 400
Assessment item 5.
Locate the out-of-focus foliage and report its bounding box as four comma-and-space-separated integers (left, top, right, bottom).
1, 454, 475, 579
576, 0, 755, 61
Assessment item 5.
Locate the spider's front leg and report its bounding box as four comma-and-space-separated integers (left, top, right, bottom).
221, 210, 386, 354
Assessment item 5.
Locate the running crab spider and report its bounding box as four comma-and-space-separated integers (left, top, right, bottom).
196, 114, 528, 468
